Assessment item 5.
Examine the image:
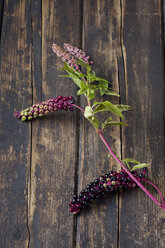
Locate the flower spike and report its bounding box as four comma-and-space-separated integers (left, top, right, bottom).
14, 96, 75, 121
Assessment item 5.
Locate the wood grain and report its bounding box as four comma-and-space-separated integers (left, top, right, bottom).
27, 0, 82, 247
119, 1, 165, 247
76, 1, 123, 247
0, 0, 4, 38
0, 0, 32, 247
0, 0, 165, 248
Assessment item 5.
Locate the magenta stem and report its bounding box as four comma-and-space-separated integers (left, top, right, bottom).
71, 103, 85, 113
141, 178, 165, 205
98, 131, 163, 207
71, 103, 165, 211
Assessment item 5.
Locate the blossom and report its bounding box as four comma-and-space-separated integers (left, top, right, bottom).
52, 43, 92, 69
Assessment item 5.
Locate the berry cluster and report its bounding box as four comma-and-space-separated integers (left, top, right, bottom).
14, 96, 75, 121
69, 168, 148, 214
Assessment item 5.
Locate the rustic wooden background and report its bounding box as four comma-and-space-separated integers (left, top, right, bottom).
0, 0, 165, 247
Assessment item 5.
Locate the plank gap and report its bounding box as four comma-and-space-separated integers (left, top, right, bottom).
73, 2, 84, 247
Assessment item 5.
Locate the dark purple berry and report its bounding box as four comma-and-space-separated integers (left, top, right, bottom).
111, 176, 116, 181
69, 99, 75, 104
69, 106, 74, 111
142, 167, 148, 174
72, 199, 76, 204
58, 104, 63, 110
139, 173, 144, 178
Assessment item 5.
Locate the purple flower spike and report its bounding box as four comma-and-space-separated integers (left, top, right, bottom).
52, 43, 92, 70
64, 43, 93, 65
14, 96, 75, 122
52, 44, 78, 69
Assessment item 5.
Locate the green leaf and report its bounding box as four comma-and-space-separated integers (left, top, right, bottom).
77, 85, 89, 96
98, 81, 108, 96
102, 90, 120, 97
124, 161, 131, 170
93, 103, 108, 113
84, 106, 99, 129
102, 101, 124, 118
93, 101, 124, 118
123, 158, 140, 164
105, 121, 127, 126
88, 88, 95, 100
84, 106, 94, 118
95, 77, 109, 83
77, 73, 87, 78
102, 117, 127, 131
115, 104, 133, 112
87, 71, 96, 82
88, 116, 99, 129
77, 59, 92, 72
131, 163, 149, 171
61, 63, 83, 88
64, 62, 79, 75
59, 74, 76, 78
101, 117, 112, 130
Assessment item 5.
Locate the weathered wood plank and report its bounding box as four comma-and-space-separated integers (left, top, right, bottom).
28, 0, 82, 247
119, 1, 165, 247
0, 0, 32, 247
76, 1, 123, 247
0, 0, 4, 38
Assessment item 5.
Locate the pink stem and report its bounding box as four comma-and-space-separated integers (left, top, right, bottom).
141, 178, 165, 205
98, 131, 164, 209
70, 103, 85, 113
71, 103, 165, 211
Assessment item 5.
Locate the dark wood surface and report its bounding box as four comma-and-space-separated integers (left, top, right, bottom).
0, 0, 164, 247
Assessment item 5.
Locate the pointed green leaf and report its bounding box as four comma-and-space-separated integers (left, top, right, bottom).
115, 104, 133, 112
131, 163, 149, 171
87, 116, 99, 129
59, 74, 75, 78
103, 101, 124, 118
102, 117, 127, 131
123, 158, 140, 164
71, 78, 83, 88
124, 161, 131, 170
78, 73, 87, 78
77, 59, 92, 72
99, 80, 108, 88
87, 71, 96, 82
101, 116, 112, 130
88, 89, 95, 100
64, 62, 80, 75
105, 121, 127, 126
93, 103, 108, 113
95, 77, 109, 83
103, 90, 120, 97
77, 85, 89, 96
93, 101, 123, 118
84, 106, 99, 129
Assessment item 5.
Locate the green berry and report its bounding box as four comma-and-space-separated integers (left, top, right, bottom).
21, 116, 27, 121
28, 116, 33, 120
33, 112, 38, 118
